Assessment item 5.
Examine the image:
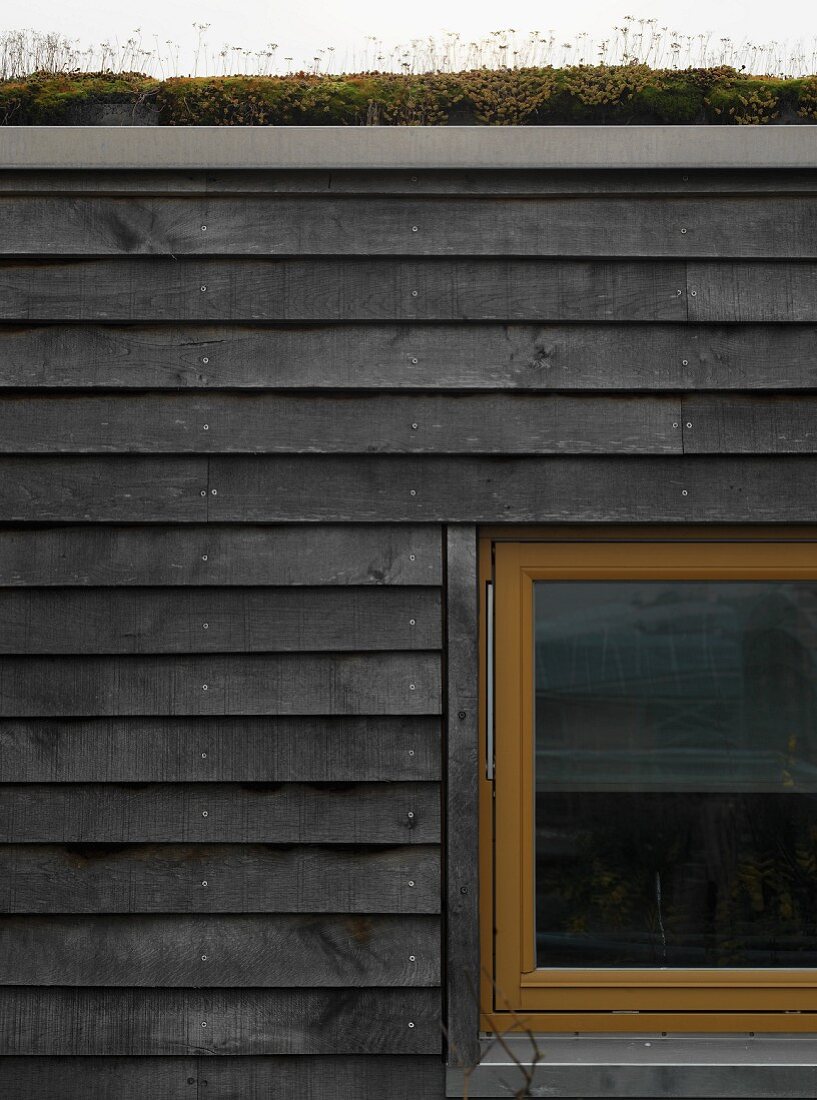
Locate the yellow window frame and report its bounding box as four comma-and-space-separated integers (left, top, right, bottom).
479, 527, 817, 1033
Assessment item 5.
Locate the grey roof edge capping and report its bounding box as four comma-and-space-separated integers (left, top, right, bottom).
2, 124, 817, 170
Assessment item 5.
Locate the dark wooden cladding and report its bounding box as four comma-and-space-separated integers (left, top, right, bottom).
684, 396, 817, 453
2, 158, 811, 1092
0, 1057, 202, 1100
14, 454, 817, 524
444, 527, 480, 1067
0, 716, 441, 782
0, 393, 681, 454
4, 195, 817, 257
0, 844, 441, 914
0, 456, 207, 522
4, 322, 816, 392
0, 783, 440, 843
0, 525, 440, 586
689, 262, 817, 322
206, 454, 817, 523
0, 258, 688, 321
3, 167, 817, 195
0, 587, 441, 654
0, 1056, 444, 1100
0, 987, 441, 1055
0, 652, 441, 716
0, 913, 440, 986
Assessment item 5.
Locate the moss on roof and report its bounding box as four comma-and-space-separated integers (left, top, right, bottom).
3, 66, 817, 125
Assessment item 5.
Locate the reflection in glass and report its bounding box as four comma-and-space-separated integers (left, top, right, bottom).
534, 581, 817, 968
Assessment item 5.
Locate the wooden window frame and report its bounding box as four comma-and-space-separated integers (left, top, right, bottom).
479, 526, 817, 1034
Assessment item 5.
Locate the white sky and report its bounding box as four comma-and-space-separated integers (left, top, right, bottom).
9, 0, 817, 74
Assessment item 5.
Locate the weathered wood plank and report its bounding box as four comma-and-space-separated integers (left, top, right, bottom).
0, 1055, 444, 1100
0, 653, 441, 716
0, 393, 681, 454
0, 716, 441, 782
689, 262, 817, 322
444, 527, 480, 1068
2, 322, 813, 391
0, 914, 439, 986
0, 843, 440, 913
206, 454, 817, 523
0, 988, 441, 1054
0, 525, 440, 586
0, 259, 688, 321
0, 587, 441, 654
2, 167, 816, 195
0, 1057, 200, 1100
684, 396, 817, 453
3, 195, 817, 257
11, 455, 817, 525
0, 456, 207, 522
0, 783, 440, 843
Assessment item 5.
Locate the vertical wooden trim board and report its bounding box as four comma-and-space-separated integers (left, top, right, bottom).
444, 525, 480, 1068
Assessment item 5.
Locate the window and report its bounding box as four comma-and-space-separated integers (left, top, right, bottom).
480, 531, 817, 1033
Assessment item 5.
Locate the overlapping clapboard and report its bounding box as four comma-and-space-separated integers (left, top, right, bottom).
0, 164, 816, 1098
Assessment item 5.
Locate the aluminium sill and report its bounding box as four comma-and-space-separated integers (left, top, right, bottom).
446, 1033, 817, 1098
1, 125, 817, 170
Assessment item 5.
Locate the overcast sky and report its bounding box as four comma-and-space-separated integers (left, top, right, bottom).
10, 0, 817, 74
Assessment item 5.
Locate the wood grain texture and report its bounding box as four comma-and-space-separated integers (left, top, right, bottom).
0, 716, 441, 782
0, 843, 440, 914
4, 195, 817, 257
444, 527, 480, 1068
688, 262, 817, 321
12, 455, 817, 525
0, 587, 441, 654
684, 396, 817, 453
0, 783, 440, 843
0, 1055, 443, 1100
0, 525, 440, 586
0, 914, 439, 986
0, 393, 681, 454
0, 259, 688, 321
0, 456, 207, 522
206, 454, 817, 523
2, 167, 816, 195
3, 322, 813, 391
0, 987, 441, 1054
0, 652, 441, 716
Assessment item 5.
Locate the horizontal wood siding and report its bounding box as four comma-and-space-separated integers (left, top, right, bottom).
0, 161, 811, 1099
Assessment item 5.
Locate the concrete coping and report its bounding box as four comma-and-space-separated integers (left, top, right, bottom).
1, 125, 817, 170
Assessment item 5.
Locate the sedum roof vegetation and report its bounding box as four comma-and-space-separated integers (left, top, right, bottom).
2, 66, 817, 125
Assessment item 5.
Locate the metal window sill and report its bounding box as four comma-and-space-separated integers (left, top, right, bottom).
3, 126, 817, 169
446, 1033, 817, 1097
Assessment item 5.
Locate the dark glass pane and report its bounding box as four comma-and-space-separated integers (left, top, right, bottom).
534, 581, 817, 968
